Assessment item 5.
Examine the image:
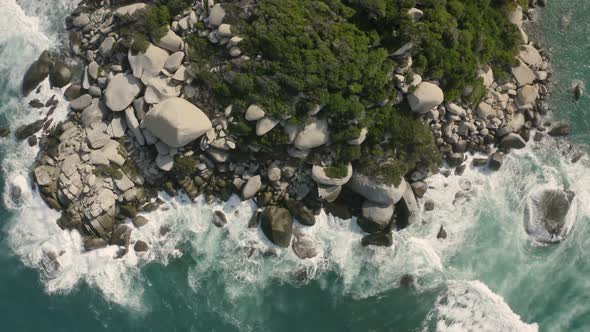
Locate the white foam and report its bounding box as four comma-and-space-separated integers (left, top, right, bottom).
422, 280, 539, 332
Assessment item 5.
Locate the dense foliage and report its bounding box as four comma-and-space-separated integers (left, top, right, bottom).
187, 0, 521, 183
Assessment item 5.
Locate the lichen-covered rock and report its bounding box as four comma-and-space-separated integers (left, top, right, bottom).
311, 164, 353, 186
143, 98, 212, 147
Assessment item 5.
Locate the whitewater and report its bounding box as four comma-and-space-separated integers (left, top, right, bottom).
0, 1, 588, 331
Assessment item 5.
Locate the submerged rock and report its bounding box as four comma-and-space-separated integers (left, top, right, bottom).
524, 187, 576, 243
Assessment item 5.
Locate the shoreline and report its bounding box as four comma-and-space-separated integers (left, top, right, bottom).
12, 0, 577, 259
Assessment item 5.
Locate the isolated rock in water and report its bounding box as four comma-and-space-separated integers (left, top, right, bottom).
525, 187, 576, 243
261, 206, 293, 247
49, 61, 71, 88
294, 119, 329, 149
22, 50, 53, 96
572, 80, 584, 101
15, 120, 44, 140
348, 173, 407, 205
408, 82, 444, 114
212, 210, 227, 228
548, 123, 571, 137
144, 98, 212, 147
104, 74, 142, 112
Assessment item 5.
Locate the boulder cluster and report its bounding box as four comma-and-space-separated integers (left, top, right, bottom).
20, 1, 569, 256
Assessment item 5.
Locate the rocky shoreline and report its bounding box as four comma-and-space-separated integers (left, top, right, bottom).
14, 0, 576, 258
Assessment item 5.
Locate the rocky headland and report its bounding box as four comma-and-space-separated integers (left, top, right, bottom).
14, 0, 578, 258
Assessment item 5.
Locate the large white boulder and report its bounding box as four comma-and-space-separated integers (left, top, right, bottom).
115, 3, 147, 16
164, 51, 184, 73
104, 74, 142, 112
511, 59, 536, 87
294, 119, 329, 149
157, 28, 183, 52
208, 4, 226, 26
128, 44, 169, 84
408, 82, 444, 114
516, 84, 539, 107
143, 98, 212, 148
518, 44, 543, 68
348, 173, 407, 205
144, 77, 181, 104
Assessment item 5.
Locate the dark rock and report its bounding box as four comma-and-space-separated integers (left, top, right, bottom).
141, 202, 159, 212
548, 123, 570, 137
132, 215, 149, 227
134, 240, 149, 252
357, 216, 388, 234
572, 152, 584, 163
257, 191, 273, 206
488, 152, 504, 171
0, 128, 10, 137
525, 188, 575, 243
22, 50, 53, 96
324, 201, 352, 220
14, 119, 44, 140
159, 225, 171, 236
454, 164, 466, 176
64, 83, 82, 100
472, 158, 488, 167
9, 184, 22, 203
119, 204, 138, 218
29, 99, 44, 108
361, 232, 393, 247
212, 210, 227, 227
47, 105, 57, 116
110, 224, 132, 247
49, 61, 72, 88
286, 200, 316, 226
248, 211, 260, 228
260, 206, 293, 247
573, 82, 584, 101
533, 131, 544, 142
27, 135, 37, 146
437, 225, 447, 239
399, 274, 415, 288
424, 199, 435, 211
500, 133, 526, 150
45, 95, 58, 107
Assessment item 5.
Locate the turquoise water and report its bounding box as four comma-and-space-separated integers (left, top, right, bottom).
0, 1, 589, 331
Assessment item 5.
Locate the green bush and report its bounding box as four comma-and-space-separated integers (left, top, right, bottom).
172, 155, 198, 179
324, 164, 350, 179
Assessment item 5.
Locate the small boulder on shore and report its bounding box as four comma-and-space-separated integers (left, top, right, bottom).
261, 206, 293, 247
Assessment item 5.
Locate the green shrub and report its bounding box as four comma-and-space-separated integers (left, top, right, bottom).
172, 155, 197, 179
324, 164, 349, 179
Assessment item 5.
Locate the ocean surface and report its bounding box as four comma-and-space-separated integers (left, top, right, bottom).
0, 1, 588, 331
